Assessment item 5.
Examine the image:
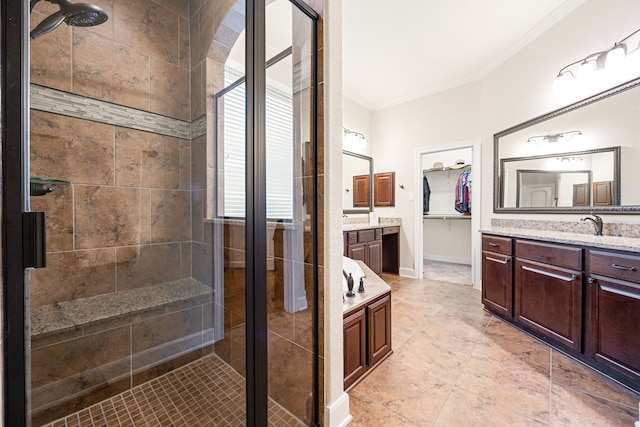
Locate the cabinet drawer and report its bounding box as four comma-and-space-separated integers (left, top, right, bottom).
482, 235, 512, 255
516, 240, 582, 270
589, 250, 640, 283
346, 231, 358, 245
382, 226, 399, 235
358, 229, 381, 243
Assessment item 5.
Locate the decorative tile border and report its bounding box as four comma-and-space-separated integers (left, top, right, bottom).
30, 84, 207, 140
491, 218, 640, 238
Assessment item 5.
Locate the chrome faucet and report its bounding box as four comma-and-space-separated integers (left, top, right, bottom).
580, 214, 603, 236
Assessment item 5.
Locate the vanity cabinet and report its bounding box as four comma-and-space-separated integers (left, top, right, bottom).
343, 308, 367, 390
514, 240, 583, 351
368, 293, 392, 367
482, 232, 640, 392
344, 228, 383, 274
586, 249, 640, 386
481, 235, 513, 318
343, 292, 392, 390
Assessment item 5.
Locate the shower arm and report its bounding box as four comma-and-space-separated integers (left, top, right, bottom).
31, 0, 64, 12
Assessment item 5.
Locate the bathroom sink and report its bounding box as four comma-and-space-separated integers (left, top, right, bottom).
343, 256, 365, 289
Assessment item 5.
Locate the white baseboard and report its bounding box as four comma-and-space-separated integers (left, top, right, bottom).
324, 392, 352, 427
399, 267, 415, 278
423, 254, 471, 265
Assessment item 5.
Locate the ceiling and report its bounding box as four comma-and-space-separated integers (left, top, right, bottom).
342, 0, 585, 110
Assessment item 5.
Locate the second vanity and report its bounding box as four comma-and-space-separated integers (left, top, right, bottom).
482, 227, 640, 393
342, 261, 392, 390
343, 218, 401, 275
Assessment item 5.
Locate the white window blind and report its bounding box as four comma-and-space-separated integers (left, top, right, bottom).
219, 66, 294, 219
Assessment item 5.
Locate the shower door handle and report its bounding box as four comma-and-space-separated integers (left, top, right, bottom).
23, 211, 46, 268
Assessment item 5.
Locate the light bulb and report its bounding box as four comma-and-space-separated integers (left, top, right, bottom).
605, 44, 627, 70
578, 59, 596, 78
552, 72, 573, 95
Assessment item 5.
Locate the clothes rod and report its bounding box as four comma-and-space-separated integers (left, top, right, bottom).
423, 214, 471, 220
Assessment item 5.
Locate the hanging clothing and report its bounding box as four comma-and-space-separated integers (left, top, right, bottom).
423, 175, 431, 213
455, 169, 472, 214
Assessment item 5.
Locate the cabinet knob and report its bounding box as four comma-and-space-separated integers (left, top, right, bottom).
588, 277, 596, 284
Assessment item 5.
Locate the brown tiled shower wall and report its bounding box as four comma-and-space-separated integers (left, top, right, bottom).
27, 0, 324, 425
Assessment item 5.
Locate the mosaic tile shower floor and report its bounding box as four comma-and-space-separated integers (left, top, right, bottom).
41, 354, 303, 427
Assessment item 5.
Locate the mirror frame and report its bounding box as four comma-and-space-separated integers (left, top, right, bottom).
343, 150, 373, 214
493, 76, 640, 214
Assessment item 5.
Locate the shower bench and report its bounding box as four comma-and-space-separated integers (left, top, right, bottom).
31, 278, 213, 341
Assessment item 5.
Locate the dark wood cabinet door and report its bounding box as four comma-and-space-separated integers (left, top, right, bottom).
588, 275, 640, 383
593, 181, 613, 206
373, 172, 395, 207
515, 259, 582, 351
482, 251, 512, 317
353, 174, 370, 207
368, 294, 392, 367
366, 240, 383, 275
347, 242, 366, 264
343, 309, 367, 390
573, 183, 589, 206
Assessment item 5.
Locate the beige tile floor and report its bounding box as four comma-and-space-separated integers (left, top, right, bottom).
349, 271, 640, 427
424, 260, 472, 286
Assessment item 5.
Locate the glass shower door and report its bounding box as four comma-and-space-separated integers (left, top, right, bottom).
6, 0, 318, 425
264, 1, 319, 425
25, 0, 242, 425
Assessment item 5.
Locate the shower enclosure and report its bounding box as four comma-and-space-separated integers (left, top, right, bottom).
2, 0, 322, 425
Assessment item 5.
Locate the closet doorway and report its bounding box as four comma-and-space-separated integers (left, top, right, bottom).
413, 139, 481, 289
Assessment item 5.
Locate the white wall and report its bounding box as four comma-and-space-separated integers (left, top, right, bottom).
342, 0, 640, 276
367, 82, 482, 271
481, 0, 640, 227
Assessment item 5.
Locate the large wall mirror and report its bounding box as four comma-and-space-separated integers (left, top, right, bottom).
494, 77, 640, 213
343, 150, 373, 214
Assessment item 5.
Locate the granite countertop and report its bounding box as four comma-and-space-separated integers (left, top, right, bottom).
342, 261, 391, 314
483, 227, 640, 253
343, 217, 402, 232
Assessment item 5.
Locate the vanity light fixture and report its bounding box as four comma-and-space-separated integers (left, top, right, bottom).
556, 156, 584, 163
343, 127, 367, 148
553, 27, 640, 93
526, 130, 582, 144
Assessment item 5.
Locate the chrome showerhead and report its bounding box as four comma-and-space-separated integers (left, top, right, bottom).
30, 0, 108, 40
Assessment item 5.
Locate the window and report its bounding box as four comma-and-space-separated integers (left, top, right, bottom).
216, 64, 294, 220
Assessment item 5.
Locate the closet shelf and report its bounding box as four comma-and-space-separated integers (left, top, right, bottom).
423, 214, 471, 220
423, 164, 471, 173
